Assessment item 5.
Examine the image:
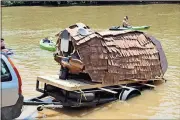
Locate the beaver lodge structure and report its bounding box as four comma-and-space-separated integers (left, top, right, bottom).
23, 23, 168, 109
54, 23, 168, 85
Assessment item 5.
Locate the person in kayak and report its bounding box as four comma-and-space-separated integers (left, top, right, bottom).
43, 37, 51, 43
122, 16, 131, 28
1, 38, 6, 49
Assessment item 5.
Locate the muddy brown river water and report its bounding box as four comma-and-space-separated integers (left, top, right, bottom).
2, 4, 180, 119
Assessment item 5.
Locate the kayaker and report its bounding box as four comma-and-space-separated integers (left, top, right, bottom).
122, 16, 131, 28
1, 38, 6, 49
43, 37, 50, 43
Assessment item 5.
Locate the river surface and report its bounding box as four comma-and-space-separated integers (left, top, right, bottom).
2, 4, 180, 119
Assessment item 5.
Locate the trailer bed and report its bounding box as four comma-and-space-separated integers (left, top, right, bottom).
24, 75, 158, 109
37, 75, 137, 91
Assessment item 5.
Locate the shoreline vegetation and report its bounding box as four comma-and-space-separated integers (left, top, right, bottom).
1, 1, 180, 7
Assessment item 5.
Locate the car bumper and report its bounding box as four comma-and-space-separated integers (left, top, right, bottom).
1, 94, 24, 120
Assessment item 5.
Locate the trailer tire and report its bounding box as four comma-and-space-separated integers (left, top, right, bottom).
119, 87, 141, 101
126, 90, 141, 100
37, 105, 43, 111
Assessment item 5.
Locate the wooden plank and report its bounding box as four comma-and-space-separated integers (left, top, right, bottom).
130, 79, 164, 82
37, 75, 101, 91
37, 75, 138, 91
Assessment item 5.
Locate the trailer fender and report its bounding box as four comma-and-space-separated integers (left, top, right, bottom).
119, 87, 141, 101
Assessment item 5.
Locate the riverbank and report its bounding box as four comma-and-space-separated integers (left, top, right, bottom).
1, 1, 180, 7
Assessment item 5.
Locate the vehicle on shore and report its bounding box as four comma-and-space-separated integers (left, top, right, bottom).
1, 53, 24, 120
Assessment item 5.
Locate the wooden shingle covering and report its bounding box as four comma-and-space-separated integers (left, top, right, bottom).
57, 23, 164, 85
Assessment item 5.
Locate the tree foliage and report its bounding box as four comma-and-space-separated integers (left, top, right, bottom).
1, 1, 178, 6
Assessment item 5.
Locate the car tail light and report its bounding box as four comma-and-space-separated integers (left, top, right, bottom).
7, 58, 22, 94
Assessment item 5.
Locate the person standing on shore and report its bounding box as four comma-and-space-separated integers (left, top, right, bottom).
1, 38, 6, 49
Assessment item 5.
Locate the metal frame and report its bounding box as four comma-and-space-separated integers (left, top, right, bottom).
23, 79, 152, 110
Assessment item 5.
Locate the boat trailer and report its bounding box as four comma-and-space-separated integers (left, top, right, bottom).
23, 75, 157, 111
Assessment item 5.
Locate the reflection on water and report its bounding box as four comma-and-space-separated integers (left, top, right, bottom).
2, 4, 180, 119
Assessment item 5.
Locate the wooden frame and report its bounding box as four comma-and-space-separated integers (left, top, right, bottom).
37, 75, 138, 91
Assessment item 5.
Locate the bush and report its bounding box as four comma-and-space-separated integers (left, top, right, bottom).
1, 1, 25, 6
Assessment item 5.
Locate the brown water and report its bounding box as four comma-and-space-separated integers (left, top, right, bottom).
2, 4, 180, 119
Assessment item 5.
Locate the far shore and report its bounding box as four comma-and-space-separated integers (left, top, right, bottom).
1, 1, 180, 7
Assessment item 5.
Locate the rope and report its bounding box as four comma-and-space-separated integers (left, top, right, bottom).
75, 85, 87, 105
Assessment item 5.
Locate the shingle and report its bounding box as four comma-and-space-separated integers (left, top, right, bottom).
73, 35, 81, 41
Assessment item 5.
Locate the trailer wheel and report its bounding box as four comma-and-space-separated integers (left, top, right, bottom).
119, 87, 141, 101
37, 105, 43, 111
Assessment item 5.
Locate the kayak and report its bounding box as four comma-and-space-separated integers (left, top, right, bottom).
1, 48, 14, 56
39, 39, 56, 51
109, 26, 150, 31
